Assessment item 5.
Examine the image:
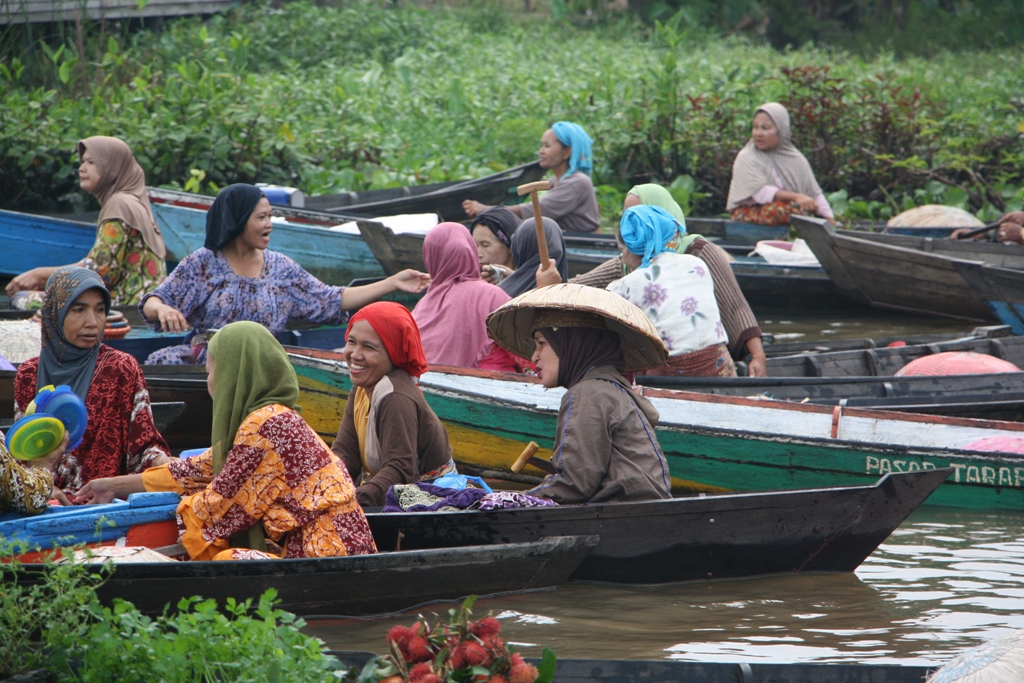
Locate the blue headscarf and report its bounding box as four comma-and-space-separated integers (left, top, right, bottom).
619, 205, 682, 269
551, 122, 593, 177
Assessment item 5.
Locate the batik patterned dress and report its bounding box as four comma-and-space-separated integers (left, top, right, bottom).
14, 345, 170, 495
140, 249, 346, 365
0, 432, 53, 515
83, 219, 167, 305
142, 404, 377, 561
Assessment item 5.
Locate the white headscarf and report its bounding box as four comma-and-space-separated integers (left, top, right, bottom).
726, 102, 824, 211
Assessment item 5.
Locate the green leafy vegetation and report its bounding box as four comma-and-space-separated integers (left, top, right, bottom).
1, 1, 1022, 222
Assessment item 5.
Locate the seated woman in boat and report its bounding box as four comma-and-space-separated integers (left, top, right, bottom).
567, 184, 768, 377
462, 122, 601, 234
331, 302, 455, 508
470, 206, 518, 283
488, 284, 672, 504
14, 267, 170, 499
0, 431, 70, 514
490, 217, 569, 297
5, 136, 167, 308
140, 183, 430, 364
726, 103, 836, 227
607, 205, 736, 377
76, 321, 377, 561
412, 222, 523, 372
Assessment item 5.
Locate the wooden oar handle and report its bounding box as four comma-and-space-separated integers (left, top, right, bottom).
517, 181, 551, 196
511, 441, 540, 474
954, 222, 1000, 240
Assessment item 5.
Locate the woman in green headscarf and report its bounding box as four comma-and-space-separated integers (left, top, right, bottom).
77, 321, 377, 560
569, 183, 768, 377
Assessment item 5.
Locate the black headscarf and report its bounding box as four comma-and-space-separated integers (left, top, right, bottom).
38, 267, 112, 401
204, 184, 266, 251
472, 206, 519, 248
539, 326, 625, 389
500, 218, 569, 297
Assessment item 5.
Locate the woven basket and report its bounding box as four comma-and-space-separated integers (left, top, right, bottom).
887, 205, 983, 228
486, 283, 667, 371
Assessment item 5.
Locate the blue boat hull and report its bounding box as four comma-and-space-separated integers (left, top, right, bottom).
0, 210, 96, 277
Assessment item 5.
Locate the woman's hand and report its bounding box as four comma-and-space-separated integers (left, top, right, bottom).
143, 297, 189, 333
74, 477, 119, 505
5, 268, 49, 296
998, 211, 1024, 226
997, 223, 1024, 244
535, 259, 562, 288
481, 264, 511, 285
49, 486, 73, 506
794, 194, 818, 213
462, 200, 490, 219
744, 337, 768, 378
31, 433, 69, 475
389, 269, 431, 294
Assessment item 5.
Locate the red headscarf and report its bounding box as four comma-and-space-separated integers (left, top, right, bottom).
346, 302, 428, 378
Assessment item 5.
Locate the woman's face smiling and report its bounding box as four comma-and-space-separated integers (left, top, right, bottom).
751, 112, 781, 151
344, 320, 394, 390
63, 288, 107, 349
531, 330, 560, 388
472, 224, 513, 268
240, 198, 274, 251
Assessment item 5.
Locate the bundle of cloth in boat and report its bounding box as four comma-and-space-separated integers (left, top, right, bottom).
383, 482, 557, 512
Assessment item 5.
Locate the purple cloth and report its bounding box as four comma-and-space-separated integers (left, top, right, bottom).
141, 248, 346, 364
476, 491, 557, 510
0, 353, 14, 372
382, 483, 487, 512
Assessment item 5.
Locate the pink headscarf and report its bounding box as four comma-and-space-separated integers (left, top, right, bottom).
412, 223, 511, 368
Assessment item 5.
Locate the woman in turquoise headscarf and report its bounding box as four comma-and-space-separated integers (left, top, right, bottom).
571, 183, 767, 377
607, 206, 736, 377
463, 122, 601, 236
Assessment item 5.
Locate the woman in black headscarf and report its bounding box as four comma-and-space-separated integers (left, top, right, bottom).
139, 184, 430, 364
487, 284, 672, 504
471, 206, 519, 284
13, 267, 170, 498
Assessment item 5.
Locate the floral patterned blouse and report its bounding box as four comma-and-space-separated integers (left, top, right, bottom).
607, 252, 727, 356
140, 248, 347, 365
83, 219, 166, 306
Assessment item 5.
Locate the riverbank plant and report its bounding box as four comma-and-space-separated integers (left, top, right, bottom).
1, 1, 1022, 222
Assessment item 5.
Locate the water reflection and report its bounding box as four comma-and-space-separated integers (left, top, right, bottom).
757, 307, 971, 342
305, 508, 1024, 666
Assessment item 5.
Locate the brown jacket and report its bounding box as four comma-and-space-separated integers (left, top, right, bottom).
569, 239, 761, 359
332, 368, 452, 507
526, 366, 672, 504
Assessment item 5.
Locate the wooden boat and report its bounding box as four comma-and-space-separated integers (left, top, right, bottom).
792, 216, 1024, 320
328, 650, 935, 683
758, 325, 1012, 357
954, 260, 1024, 335
366, 469, 949, 584
310, 162, 546, 222
148, 189, 387, 285
0, 209, 96, 277
19, 534, 598, 617
286, 347, 1024, 510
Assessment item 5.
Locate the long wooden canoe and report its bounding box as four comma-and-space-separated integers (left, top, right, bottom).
367, 469, 949, 584
792, 216, 1024, 320
287, 348, 1024, 510
954, 260, 1024, 335
20, 534, 598, 617
329, 650, 936, 682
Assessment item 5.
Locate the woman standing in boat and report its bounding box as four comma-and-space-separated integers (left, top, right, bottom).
76, 321, 377, 561
486, 284, 672, 504
14, 267, 170, 499
140, 183, 430, 364
567, 184, 768, 377
332, 302, 456, 507
726, 103, 836, 227
6, 136, 166, 307
463, 122, 601, 234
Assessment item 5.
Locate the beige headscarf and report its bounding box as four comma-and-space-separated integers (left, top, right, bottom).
78, 136, 166, 258
725, 102, 823, 212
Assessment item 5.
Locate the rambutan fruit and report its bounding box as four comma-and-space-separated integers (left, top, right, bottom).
406, 636, 434, 663
508, 663, 539, 683
471, 617, 501, 639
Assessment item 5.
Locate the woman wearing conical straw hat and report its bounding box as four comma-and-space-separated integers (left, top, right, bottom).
486, 284, 672, 504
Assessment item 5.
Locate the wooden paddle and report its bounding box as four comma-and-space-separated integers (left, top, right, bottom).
952, 221, 1001, 240
511, 440, 555, 475
517, 181, 552, 270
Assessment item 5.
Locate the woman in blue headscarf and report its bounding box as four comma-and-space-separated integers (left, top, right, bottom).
606, 206, 737, 377
463, 122, 601, 235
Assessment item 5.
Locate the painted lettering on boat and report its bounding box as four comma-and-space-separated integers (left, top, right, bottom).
866, 457, 1024, 487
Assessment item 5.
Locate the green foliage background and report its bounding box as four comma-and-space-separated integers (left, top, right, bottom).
1, 0, 1022, 221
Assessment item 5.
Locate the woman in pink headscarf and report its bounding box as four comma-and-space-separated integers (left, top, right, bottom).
412, 223, 521, 372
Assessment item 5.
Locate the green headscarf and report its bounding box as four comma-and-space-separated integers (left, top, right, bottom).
207, 321, 299, 550
627, 184, 686, 225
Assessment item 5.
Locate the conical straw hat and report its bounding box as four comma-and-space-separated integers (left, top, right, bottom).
486, 283, 668, 372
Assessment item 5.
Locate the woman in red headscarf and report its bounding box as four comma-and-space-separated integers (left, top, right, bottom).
331, 302, 455, 507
